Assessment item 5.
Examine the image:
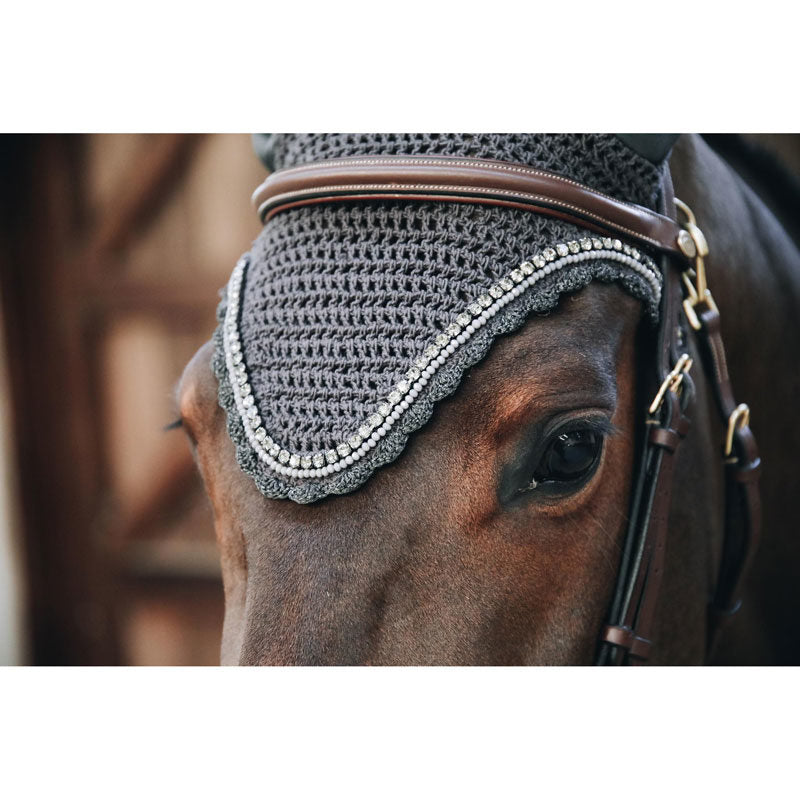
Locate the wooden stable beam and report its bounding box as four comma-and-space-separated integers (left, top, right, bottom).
80, 134, 203, 275
0, 134, 243, 665
0, 136, 120, 664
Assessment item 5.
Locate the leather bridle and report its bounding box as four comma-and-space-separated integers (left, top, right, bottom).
252, 155, 762, 665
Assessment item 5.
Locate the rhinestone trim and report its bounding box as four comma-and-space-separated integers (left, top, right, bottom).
223, 238, 661, 481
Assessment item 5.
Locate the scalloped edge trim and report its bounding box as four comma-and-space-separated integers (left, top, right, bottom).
220, 236, 660, 489
213, 235, 662, 503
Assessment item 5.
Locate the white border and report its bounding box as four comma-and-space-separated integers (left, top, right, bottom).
1, 667, 796, 799
2, 5, 797, 131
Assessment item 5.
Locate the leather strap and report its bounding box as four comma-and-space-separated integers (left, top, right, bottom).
597, 168, 762, 665
602, 624, 652, 660
695, 306, 762, 655
596, 169, 695, 666
252, 156, 687, 255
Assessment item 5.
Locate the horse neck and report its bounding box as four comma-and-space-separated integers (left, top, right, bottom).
665, 134, 800, 663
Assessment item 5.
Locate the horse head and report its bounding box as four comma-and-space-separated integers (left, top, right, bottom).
177, 133, 784, 665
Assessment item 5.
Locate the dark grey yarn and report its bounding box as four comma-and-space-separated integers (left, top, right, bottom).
213, 134, 665, 504
269, 134, 662, 209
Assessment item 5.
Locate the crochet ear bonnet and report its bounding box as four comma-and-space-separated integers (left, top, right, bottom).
212, 134, 668, 504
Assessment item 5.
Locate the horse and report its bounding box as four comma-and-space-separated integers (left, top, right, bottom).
176, 134, 800, 665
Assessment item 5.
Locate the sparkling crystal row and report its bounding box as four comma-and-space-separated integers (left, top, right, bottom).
223, 239, 661, 481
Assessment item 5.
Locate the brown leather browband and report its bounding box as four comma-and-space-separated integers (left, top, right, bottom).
252, 156, 686, 255
252, 154, 762, 666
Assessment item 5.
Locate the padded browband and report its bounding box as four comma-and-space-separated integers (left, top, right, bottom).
252, 155, 686, 256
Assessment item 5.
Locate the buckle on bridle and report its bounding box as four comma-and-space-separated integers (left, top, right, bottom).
724, 403, 751, 461
675, 198, 718, 331
648, 353, 693, 417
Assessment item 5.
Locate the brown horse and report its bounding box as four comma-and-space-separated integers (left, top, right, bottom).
177, 134, 800, 665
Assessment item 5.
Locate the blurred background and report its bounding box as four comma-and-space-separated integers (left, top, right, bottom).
0, 134, 264, 665
1, 133, 799, 666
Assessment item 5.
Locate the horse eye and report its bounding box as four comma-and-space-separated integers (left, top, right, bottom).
529, 429, 603, 488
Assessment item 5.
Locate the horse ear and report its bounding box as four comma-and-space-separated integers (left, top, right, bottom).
616, 134, 680, 164
252, 134, 276, 172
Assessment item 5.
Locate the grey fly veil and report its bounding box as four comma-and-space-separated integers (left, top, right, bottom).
213, 134, 671, 504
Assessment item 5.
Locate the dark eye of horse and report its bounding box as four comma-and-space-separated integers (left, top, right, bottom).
530, 429, 603, 488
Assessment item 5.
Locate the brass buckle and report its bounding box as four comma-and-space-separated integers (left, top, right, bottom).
681, 271, 720, 331
724, 403, 751, 460
648, 353, 693, 416
675, 198, 718, 331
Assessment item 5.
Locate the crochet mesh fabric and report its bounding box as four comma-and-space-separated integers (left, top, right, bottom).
268, 134, 662, 209
213, 134, 666, 503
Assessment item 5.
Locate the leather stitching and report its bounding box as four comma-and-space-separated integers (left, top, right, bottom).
263, 157, 661, 216
259, 183, 667, 250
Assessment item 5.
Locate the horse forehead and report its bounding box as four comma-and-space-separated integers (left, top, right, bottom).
477, 283, 639, 372
465, 284, 640, 411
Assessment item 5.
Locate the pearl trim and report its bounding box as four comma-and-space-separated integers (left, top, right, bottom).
222, 236, 661, 481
